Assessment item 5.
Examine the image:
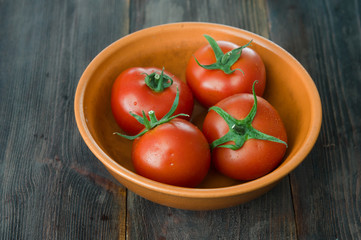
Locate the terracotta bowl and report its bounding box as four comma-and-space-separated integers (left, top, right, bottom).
74, 22, 322, 210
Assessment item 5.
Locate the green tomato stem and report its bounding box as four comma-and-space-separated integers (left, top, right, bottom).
144, 67, 173, 92
209, 81, 288, 150
114, 88, 189, 140
194, 34, 253, 75
148, 110, 158, 123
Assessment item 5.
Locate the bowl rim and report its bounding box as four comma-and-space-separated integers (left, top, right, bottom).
74, 22, 322, 199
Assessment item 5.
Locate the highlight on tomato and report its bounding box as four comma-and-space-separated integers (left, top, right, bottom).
111, 67, 194, 135
115, 89, 211, 188
186, 35, 266, 108
202, 81, 287, 181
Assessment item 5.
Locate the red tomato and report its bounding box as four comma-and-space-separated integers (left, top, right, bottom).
202, 92, 287, 181
186, 35, 266, 108
132, 118, 211, 187
111, 67, 194, 135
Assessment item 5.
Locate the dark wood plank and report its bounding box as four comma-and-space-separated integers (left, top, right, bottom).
127, 179, 296, 240
130, 0, 270, 38
0, 0, 129, 239
2, 0, 358, 239
126, 0, 297, 239
267, 0, 361, 239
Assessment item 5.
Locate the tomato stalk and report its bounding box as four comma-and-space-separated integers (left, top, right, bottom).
144, 67, 173, 92
209, 81, 288, 150
194, 35, 252, 74
114, 88, 188, 140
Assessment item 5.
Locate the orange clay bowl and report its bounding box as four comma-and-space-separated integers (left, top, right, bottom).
74, 22, 322, 210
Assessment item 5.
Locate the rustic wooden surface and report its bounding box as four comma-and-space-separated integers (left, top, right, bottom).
0, 0, 360, 239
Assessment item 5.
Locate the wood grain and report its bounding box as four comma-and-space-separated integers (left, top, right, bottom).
1, 0, 360, 239
130, 0, 270, 38
0, 0, 129, 239
267, 0, 361, 239
127, 178, 296, 240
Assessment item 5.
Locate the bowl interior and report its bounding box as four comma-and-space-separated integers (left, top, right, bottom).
78, 23, 320, 189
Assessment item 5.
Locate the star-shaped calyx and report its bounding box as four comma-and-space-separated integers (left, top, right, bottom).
194, 35, 253, 74
209, 81, 288, 150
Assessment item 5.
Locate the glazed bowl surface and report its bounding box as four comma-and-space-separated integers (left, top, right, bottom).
74, 22, 322, 210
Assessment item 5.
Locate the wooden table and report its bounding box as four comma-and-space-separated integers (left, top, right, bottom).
1, 0, 360, 239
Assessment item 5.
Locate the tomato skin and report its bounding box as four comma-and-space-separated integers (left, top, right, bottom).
132, 118, 211, 187
202, 94, 287, 181
111, 67, 194, 135
186, 40, 266, 108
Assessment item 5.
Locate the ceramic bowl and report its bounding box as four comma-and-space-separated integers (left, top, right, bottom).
74, 22, 322, 210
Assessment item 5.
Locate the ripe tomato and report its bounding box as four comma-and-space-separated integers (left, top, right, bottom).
132, 118, 210, 187
115, 89, 210, 187
202, 83, 287, 181
111, 67, 194, 135
186, 35, 266, 108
